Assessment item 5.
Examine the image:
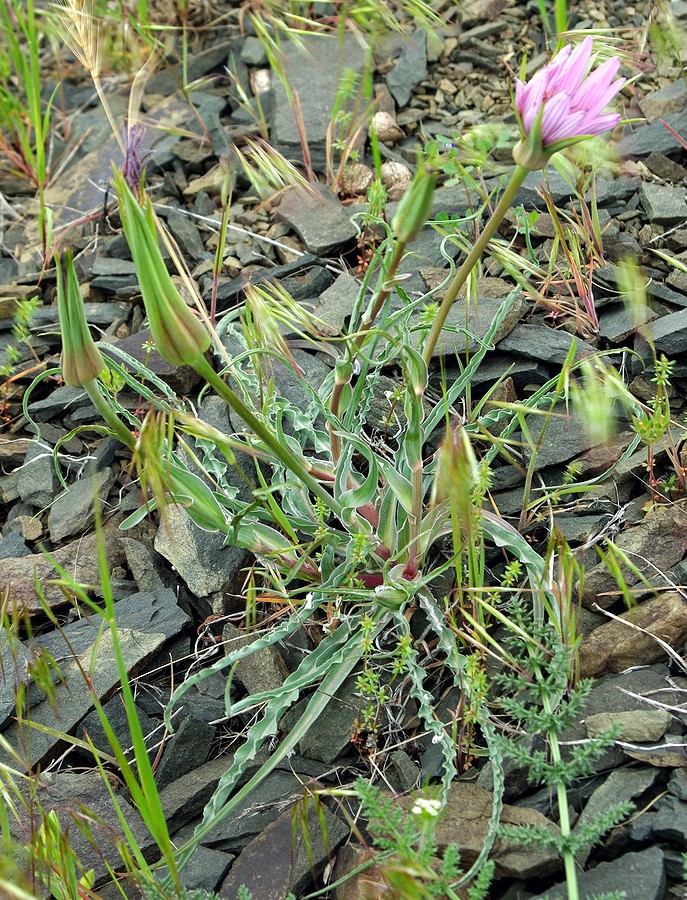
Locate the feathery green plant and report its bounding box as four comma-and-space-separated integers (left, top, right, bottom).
491, 599, 634, 900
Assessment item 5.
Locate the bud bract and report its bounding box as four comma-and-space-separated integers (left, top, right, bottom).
56, 250, 106, 386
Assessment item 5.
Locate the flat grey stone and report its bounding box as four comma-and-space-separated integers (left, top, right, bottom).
240, 35, 267, 66
514, 169, 577, 209
425, 293, 525, 358
8, 772, 155, 888
218, 801, 347, 899
533, 847, 665, 900
276, 184, 357, 255
386, 31, 427, 106
271, 33, 367, 172
639, 182, 687, 225
154, 502, 251, 600
574, 766, 658, 864
311, 273, 362, 334
159, 754, 237, 834
497, 323, 596, 365
28, 385, 93, 423
222, 621, 288, 695
0, 530, 31, 560
48, 467, 115, 543
643, 307, 687, 356
157, 844, 234, 895
649, 795, 687, 848
639, 80, 687, 120
16, 440, 58, 509
616, 108, 687, 158
154, 715, 215, 791
0, 589, 190, 768
599, 302, 656, 342
78, 694, 157, 759
166, 207, 206, 262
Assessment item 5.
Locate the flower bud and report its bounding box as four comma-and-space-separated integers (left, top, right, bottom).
391, 159, 437, 244
114, 170, 211, 367
56, 250, 106, 386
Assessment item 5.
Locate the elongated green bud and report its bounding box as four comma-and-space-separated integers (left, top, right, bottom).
56, 250, 106, 386
391, 159, 437, 244
114, 170, 211, 367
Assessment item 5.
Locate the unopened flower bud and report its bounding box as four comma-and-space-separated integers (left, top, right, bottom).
56, 250, 106, 386
391, 159, 437, 244
114, 170, 211, 367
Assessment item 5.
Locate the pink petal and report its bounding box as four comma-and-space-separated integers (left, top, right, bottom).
573, 57, 622, 110
548, 36, 593, 96
577, 111, 622, 136
539, 92, 574, 143
521, 72, 546, 132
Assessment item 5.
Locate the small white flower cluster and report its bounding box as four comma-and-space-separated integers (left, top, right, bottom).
411, 797, 441, 817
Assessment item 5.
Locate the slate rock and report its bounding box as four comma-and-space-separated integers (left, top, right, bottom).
598, 302, 656, 342
0, 529, 126, 614
27, 384, 94, 422
579, 592, 687, 678
533, 846, 665, 900
281, 676, 359, 764
584, 708, 671, 742
240, 35, 268, 66
166, 207, 207, 262
644, 150, 687, 181
155, 715, 215, 791
643, 307, 687, 357
425, 293, 525, 358
581, 503, 687, 608
222, 621, 288, 695
7, 772, 155, 888
147, 41, 232, 96
157, 844, 234, 895
0, 530, 31, 560
573, 766, 658, 865
159, 754, 238, 834
276, 184, 357, 256
48, 467, 115, 543
271, 33, 367, 172
111, 326, 202, 394
616, 108, 687, 158
639, 182, 687, 225
386, 31, 427, 107
310, 272, 362, 334
523, 403, 597, 471
639, 81, 687, 120
514, 168, 577, 209
398, 782, 562, 880
202, 768, 328, 850
0, 588, 190, 768
121, 536, 174, 593
16, 440, 59, 508
653, 795, 687, 847
154, 503, 251, 601
78, 694, 157, 760
498, 323, 595, 366
218, 801, 348, 899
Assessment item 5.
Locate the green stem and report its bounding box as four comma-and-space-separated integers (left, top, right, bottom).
422, 165, 530, 365
84, 380, 136, 451
192, 355, 344, 518
543, 692, 579, 900
328, 238, 406, 463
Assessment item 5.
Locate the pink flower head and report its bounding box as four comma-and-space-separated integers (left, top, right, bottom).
514, 37, 625, 151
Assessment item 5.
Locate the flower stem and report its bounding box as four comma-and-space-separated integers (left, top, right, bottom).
84, 380, 136, 451
422, 165, 530, 365
542, 691, 580, 900
192, 354, 344, 517
328, 238, 406, 464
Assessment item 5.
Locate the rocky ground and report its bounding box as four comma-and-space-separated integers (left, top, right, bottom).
3, 0, 687, 897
